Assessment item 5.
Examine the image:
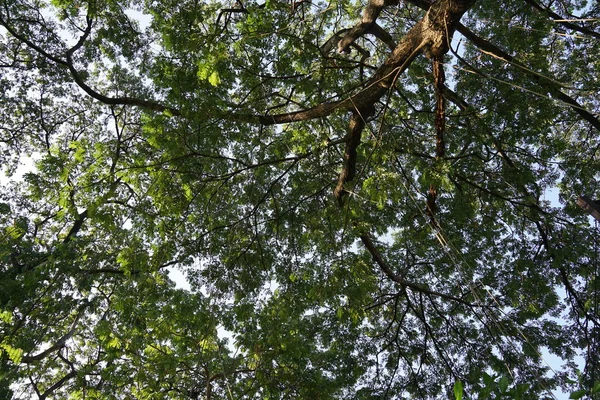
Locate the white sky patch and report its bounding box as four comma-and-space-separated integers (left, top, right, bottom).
124, 8, 153, 31
167, 267, 191, 291
1, 154, 39, 185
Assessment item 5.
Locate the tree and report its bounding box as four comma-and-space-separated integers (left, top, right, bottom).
0, 0, 599, 398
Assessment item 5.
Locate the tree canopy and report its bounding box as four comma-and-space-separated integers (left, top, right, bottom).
1, 0, 599, 398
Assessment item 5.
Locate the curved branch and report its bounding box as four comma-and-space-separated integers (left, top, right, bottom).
240, 0, 474, 126
21, 302, 89, 364
64, 50, 180, 114
359, 231, 475, 305
337, 0, 400, 53
0, 11, 66, 66
65, 15, 93, 57
0, 9, 180, 116
334, 111, 369, 204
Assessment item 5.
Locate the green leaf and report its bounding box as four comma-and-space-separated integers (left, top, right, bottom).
0, 344, 23, 364
208, 71, 221, 87
0, 310, 12, 324
514, 383, 530, 399
482, 372, 496, 387
453, 380, 463, 400
498, 376, 509, 393
569, 389, 587, 399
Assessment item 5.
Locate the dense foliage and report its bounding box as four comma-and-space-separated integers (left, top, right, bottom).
1, 0, 599, 398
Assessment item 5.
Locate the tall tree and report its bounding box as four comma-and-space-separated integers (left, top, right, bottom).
1, 0, 599, 398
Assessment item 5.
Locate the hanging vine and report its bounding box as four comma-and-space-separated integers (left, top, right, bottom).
432, 55, 446, 159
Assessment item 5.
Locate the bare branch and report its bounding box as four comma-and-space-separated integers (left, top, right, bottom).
39, 370, 77, 400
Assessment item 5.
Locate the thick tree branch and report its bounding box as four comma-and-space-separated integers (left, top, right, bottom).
242, 0, 475, 204
330, 0, 474, 202
334, 111, 369, 203
368, 23, 397, 51
240, 0, 475, 126
64, 50, 180, 115
406, 0, 600, 131
65, 15, 93, 58
0, 11, 65, 65
39, 370, 78, 400
320, 28, 351, 55
62, 209, 88, 244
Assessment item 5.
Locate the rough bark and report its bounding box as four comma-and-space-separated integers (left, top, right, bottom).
238, 0, 476, 128
406, 0, 600, 132
332, 0, 475, 204
337, 0, 401, 53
